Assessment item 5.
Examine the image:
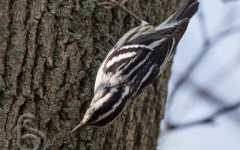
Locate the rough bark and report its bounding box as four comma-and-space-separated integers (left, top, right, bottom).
0, 0, 183, 149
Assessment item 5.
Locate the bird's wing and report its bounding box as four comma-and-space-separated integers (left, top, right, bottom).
103, 45, 154, 75
103, 18, 190, 76
125, 18, 189, 65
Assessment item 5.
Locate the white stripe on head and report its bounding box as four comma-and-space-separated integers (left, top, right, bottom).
92, 87, 118, 110
94, 86, 130, 122
112, 86, 130, 109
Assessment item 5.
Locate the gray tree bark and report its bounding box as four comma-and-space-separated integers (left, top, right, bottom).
0, 0, 183, 149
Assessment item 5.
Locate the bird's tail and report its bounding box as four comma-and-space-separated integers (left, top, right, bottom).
157, 0, 199, 29
171, 0, 199, 21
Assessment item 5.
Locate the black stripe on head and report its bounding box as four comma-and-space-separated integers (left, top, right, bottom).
88, 86, 129, 126
93, 97, 127, 126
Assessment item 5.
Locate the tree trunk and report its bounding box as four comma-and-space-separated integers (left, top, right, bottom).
0, 0, 183, 149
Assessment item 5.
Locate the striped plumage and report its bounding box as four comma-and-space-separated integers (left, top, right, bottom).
71, 0, 199, 133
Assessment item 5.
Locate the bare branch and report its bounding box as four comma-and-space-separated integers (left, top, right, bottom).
222, 0, 239, 3
164, 100, 240, 132
168, 25, 240, 104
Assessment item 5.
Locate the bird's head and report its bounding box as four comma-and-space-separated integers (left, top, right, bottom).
70, 86, 129, 133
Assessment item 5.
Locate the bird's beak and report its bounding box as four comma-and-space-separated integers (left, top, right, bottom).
70, 122, 87, 134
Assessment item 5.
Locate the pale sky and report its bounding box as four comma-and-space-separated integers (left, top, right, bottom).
158, 0, 240, 150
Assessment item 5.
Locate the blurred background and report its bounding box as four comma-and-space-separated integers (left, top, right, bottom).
158, 0, 240, 149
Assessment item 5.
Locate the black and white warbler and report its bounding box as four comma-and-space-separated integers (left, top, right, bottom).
71, 0, 199, 133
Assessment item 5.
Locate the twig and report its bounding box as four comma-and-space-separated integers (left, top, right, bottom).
165, 100, 240, 131
222, 0, 239, 2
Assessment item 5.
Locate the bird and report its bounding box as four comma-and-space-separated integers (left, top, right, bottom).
70, 0, 199, 133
